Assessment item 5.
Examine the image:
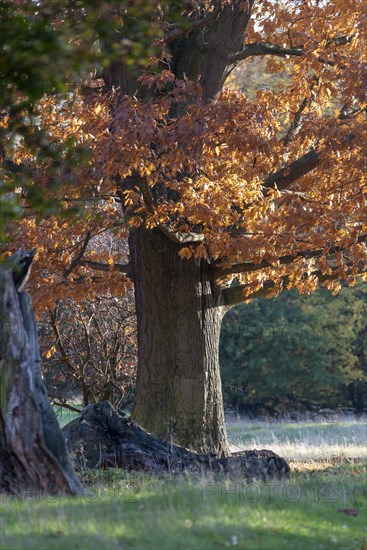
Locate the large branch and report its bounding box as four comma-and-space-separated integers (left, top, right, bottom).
263, 148, 320, 192
62, 401, 290, 478
153, 138, 352, 244
283, 96, 311, 146
231, 42, 304, 63
262, 111, 360, 193
221, 262, 367, 308
77, 259, 133, 280
63, 234, 134, 281
160, 95, 361, 245
231, 35, 355, 64
213, 234, 367, 279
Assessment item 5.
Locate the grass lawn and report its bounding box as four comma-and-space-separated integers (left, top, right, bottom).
227, 416, 367, 461
52, 405, 82, 428
1, 417, 366, 550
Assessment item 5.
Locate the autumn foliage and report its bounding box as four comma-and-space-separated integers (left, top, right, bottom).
2, 0, 366, 311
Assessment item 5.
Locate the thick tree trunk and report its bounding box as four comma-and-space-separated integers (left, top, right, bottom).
129, 228, 229, 455
0, 263, 83, 496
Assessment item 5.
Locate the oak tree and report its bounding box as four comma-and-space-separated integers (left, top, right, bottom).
2, 0, 366, 455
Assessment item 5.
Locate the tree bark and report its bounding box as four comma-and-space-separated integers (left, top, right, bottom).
0, 263, 83, 496
129, 228, 230, 455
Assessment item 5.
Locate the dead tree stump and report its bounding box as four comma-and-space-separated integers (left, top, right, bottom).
0, 255, 83, 496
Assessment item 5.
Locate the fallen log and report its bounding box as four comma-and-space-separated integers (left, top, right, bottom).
62, 401, 291, 480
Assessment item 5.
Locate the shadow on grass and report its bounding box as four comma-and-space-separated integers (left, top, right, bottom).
1, 479, 365, 550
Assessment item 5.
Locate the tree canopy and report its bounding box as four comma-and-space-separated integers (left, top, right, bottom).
2, 0, 366, 310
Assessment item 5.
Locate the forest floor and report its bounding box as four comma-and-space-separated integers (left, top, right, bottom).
1, 415, 366, 550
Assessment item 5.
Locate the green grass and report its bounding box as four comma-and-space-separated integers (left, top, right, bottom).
1, 419, 366, 549
52, 405, 81, 428
227, 417, 367, 461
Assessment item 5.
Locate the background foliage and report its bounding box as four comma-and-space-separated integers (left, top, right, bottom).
220, 283, 367, 416
41, 281, 366, 416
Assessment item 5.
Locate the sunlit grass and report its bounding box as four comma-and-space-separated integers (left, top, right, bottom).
1, 417, 366, 549
1, 462, 366, 550
227, 416, 367, 461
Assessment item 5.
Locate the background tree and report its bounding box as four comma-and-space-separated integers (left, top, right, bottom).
220, 283, 367, 416
2, 1, 366, 455
313, 283, 367, 414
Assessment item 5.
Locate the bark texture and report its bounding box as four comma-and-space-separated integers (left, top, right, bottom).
130, 228, 229, 455
63, 401, 291, 480
0, 263, 83, 496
